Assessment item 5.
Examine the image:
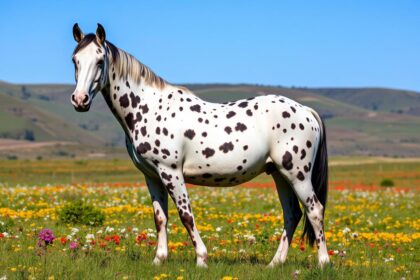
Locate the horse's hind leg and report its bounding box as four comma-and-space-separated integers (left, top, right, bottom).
288, 179, 330, 266
268, 170, 302, 267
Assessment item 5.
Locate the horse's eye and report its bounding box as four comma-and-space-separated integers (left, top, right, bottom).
97, 60, 104, 67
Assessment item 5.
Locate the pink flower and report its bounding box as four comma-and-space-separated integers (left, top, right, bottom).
69, 241, 78, 250
38, 229, 55, 247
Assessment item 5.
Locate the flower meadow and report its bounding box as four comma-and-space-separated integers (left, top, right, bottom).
0, 159, 418, 279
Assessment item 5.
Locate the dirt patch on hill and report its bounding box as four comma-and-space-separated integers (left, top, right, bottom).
0, 139, 75, 150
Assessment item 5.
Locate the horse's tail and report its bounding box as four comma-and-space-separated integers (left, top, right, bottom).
302, 109, 328, 246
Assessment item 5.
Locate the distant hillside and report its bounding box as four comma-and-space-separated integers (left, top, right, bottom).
303, 87, 420, 117
0, 81, 419, 157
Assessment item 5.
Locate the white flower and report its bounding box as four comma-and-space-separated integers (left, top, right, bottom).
66, 235, 73, 241
343, 227, 351, 234
85, 233, 95, 241
71, 228, 79, 235
96, 230, 103, 235
105, 226, 114, 233
120, 228, 126, 234
216, 227, 222, 232
244, 234, 256, 244
147, 232, 156, 238
132, 227, 139, 233
384, 257, 394, 263
351, 232, 359, 238
2, 232, 9, 238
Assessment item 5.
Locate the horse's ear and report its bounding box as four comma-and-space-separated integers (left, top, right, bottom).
96, 23, 106, 45
73, 23, 84, 43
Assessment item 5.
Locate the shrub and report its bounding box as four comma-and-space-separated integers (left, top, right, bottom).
380, 178, 395, 187
58, 201, 105, 226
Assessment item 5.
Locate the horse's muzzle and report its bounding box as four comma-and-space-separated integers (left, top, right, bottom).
71, 93, 91, 112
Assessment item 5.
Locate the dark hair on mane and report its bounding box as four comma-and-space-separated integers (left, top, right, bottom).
73, 34, 166, 89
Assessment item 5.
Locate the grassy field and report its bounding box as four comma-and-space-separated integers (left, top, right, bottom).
0, 157, 418, 279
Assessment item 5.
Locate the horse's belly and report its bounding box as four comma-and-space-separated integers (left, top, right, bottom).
182, 145, 270, 186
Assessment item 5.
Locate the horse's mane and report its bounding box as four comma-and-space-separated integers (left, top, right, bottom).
73, 34, 167, 89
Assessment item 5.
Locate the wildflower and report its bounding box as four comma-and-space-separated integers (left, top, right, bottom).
136, 233, 148, 243
60, 237, 67, 245
85, 233, 95, 243
112, 235, 120, 245
38, 229, 55, 247
69, 242, 78, 250
292, 270, 300, 279
343, 227, 351, 234
105, 226, 114, 233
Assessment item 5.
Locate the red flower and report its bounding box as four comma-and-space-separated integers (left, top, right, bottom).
299, 243, 305, 251
328, 250, 335, 256
112, 235, 120, 245
60, 237, 67, 245
136, 233, 148, 244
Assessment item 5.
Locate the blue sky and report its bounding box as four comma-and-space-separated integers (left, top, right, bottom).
0, 1, 419, 91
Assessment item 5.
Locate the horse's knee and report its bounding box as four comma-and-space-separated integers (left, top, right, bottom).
154, 209, 167, 232
307, 203, 324, 223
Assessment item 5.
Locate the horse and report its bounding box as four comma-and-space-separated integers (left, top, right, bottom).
70, 23, 330, 268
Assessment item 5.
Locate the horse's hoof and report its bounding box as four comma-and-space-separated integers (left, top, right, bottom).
318, 256, 330, 267
267, 262, 276, 268
153, 257, 163, 266
196, 260, 208, 268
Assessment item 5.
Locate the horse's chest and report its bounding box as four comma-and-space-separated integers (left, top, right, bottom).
125, 136, 159, 179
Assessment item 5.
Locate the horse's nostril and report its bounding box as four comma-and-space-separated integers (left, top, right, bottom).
71, 95, 76, 102
83, 95, 89, 104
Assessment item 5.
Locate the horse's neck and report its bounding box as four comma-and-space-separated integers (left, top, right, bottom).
102, 74, 168, 137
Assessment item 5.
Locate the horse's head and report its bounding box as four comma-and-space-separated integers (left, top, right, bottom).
71, 23, 108, 112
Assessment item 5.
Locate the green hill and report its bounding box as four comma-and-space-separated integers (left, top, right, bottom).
0, 81, 419, 157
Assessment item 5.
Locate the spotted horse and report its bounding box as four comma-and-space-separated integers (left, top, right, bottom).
70, 24, 330, 268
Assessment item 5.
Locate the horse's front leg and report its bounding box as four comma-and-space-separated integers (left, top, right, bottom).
157, 166, 208, 267
145, 176, 169, 265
